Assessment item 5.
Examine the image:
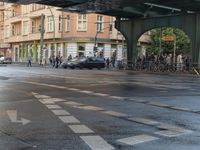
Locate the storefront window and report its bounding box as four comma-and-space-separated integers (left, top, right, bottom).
77, 43, 85, 58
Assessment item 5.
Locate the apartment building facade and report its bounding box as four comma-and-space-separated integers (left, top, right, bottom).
1, 3, 149, 63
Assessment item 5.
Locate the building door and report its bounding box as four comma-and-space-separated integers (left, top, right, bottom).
77, 43, 85, 58
15, 47, 18, 62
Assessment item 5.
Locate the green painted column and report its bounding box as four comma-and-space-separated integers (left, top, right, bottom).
116, 14, 200, 68
115, 20, 138, 67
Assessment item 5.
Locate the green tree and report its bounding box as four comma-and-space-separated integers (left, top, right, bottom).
147, 27, 191, 55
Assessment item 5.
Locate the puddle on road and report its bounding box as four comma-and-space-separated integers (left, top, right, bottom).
0, 76, 9, 80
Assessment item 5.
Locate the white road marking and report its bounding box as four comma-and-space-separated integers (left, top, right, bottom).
148, 102, 171, 107
79, 90, 93, 94
46, 105, 62, 109
31, 92, 39, 95
171, 106, 192, 111
59, 116, 80, 123
69, 125, 94, 133
157, 123, 192, 133
101, 111, 128, 117
6, 110, 31, 126
109, 96, 124, 100
134, 99, 148, 103
51, 110, 70, 115
64, 101, 84, 106
49, 98, 67, 102
128, 117, 160, 126
34, 95, 51, 99
117, 134, 158, 146
155, 130, 187, 137
75, 105, 104, 111
92, 93, 109, 97
80, 135, 115, 150
67, 88, 80, 91
38, 99, 55, 104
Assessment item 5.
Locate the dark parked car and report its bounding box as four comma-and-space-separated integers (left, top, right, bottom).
61, 58, 79, 69
61, 57, 105, 69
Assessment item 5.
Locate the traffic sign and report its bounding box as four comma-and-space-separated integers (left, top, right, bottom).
161, 36, 175, 41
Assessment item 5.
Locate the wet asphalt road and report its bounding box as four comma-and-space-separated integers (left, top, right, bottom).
0, 65, 200, 150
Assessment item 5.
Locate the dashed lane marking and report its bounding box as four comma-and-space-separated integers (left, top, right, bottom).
128, 117, 160, 126
25, 81, 199, 115
155, 130, 188, 137
117, 134, 159, 146
171, 106, 192, 111
148, 102, 172, 108
157, 123, 192, 133
58, 116, 80, 124
80, 135, 115, 150
91, 93, 109, 97
101, 111, 129, 117
51, 109, 70, 116
75, 105, 104, 111
69, 125, 94, 134
64, 101, 84, 106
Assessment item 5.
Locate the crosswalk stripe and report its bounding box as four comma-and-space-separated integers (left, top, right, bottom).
69, 125, 94, 134
75, 105, 104, 111
39, 99, 55, 104
64, 101, 84, 106
34, 95, 51, 99
51, 110, 70, 115
80, 135, 115, 150
46, 105, 62, 109
117, 134, 159, 146
59, 116, 80, 123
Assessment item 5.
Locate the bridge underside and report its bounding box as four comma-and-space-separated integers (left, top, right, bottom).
1, 0, 200, 66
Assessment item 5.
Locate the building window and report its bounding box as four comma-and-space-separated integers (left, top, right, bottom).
109, 17, 113, 32
58, 16, 62, 32
97, 15, 103, 32
31, 4, 45, 11
65, 15, 70, 32
23, 21, 29, 35
22, 5, 29, 14
4, 25, 10, 38
31, 18, 40, 33
12, 23, 21, 36
48, 16, 54, 32
77, 14, 87, 31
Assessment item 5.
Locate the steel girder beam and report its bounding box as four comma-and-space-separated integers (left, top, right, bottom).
116, 13, 200, 67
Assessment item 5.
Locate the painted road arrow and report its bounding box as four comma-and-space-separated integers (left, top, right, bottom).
6, 110, 31, 125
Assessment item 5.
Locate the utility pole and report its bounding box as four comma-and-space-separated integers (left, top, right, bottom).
39, 14, 45, 65
48, 6, 55, 56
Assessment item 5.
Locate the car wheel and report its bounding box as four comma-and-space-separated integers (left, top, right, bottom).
79, 65, 83, 69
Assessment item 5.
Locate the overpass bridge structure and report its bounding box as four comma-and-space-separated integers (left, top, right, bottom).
1, 0, 200, 66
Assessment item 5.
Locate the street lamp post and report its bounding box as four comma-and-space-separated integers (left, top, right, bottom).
93, 26, 110, 56
47, 6, 55, 56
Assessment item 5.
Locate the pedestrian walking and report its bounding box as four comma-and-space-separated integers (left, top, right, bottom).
106, 57, 110, 69
27, 54, 32, 67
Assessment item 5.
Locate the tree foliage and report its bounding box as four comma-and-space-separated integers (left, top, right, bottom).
147, 27, 191, 55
